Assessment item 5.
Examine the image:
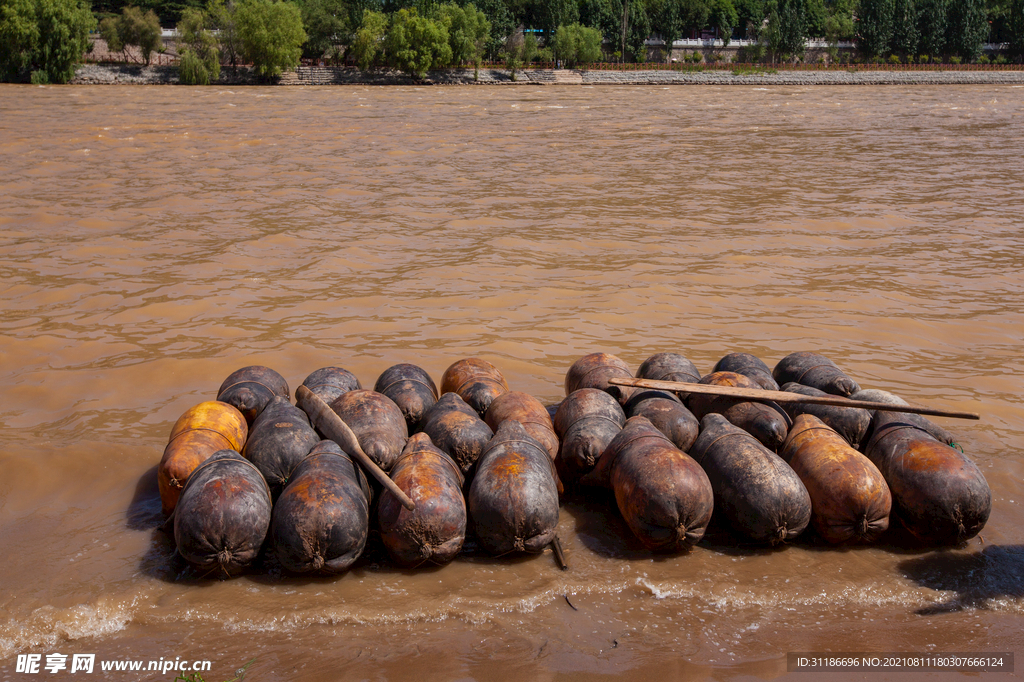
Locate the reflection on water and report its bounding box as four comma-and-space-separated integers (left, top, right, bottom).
0, 84, 1022, 680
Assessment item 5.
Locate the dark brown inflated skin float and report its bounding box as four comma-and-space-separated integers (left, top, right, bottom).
850, 388, 957, 447
301, 366, 362, 406
329, 389, 409, 471
243, 395, 320, 499
375, 363, 438, 433
158, 400, 248, 516
781, 414, 891, 544
420, 392, 493, 480
553, 388, 625, 486
712, 352, 779, 391
780, 382, 873, 450
378, 433, 467, 567
636, 352, 702, 384
440, 358, 509, 417
636, 352, 701, 402
773, 351, 860, 397
468, 420, 561, 556
622, 389, 699, 453
173, 449, 272, 577
269, 440, 371, 574
216, 365, 290, 426
600, 416, 714, 552
484, 390, 559, 461
689, 413, 811, 545
565, 352, 635, 405
863, 410, 990, 546
687, 372, 792, 453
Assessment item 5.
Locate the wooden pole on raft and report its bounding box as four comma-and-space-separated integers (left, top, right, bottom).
296, 385, 417, 510
608, 378, 981, 420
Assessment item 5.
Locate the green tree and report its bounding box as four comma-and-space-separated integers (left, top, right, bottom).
647, 0, 680, 61
0, 0, 94, 82
35, 0, 96, 81
385, 7, 451, 77
803, 0, 825, 35
648, 0, 714, 59
235, 0, 306, 78
551, 21, 602, 65
530, 0, 578, 36
295, 0, 349, 59
1010, 0, 1024, 59
985, 0, 1009, 42
823, 0, 855, 59
177, 6, 219, 82
765, 0, 805, 61
0, 0, 40, 80
623, 0, 651, 60
733, 0, 763, 37
857, 0, 894, 57
890, 0, 918, 57
350, 6, 386, 68
100, 6, 163, 64
915, 0, 946, 55
945, 0, 987, 59
470, 0, 512, 57
501, 27, 535, 78
138, 0, 205, 26
438, 2, 490, 65
708, 0, 737, 44
579, 0, 621, 49
206, 0, 243, 69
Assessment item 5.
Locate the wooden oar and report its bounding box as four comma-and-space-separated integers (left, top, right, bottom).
608, 378, 980, 420
296, 385, 417, 510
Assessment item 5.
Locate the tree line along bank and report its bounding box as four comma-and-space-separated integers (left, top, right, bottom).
2, 0, 1023, 84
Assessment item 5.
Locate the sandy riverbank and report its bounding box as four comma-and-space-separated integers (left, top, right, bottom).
70, 62, 1024, 86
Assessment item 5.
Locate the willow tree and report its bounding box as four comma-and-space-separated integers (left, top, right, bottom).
438, 2, 490, 66
99, 6, 163, 65
235, 0, 307, 78
386, 7, 452, 78
177, 7, 220, 83
350, 7, 386, 68
552, 22, 602, 66
0, 0, 94, 82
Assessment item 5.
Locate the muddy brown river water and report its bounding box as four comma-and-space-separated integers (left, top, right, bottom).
0, 83, 1022, 681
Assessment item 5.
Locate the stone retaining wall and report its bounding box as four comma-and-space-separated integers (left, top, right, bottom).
71, 63, 1024, 86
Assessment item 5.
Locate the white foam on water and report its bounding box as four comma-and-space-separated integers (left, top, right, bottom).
636, 576, 945, 611
0, 596, 140, 659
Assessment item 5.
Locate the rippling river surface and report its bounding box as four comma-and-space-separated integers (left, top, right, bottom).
1, 83, 1022, 681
